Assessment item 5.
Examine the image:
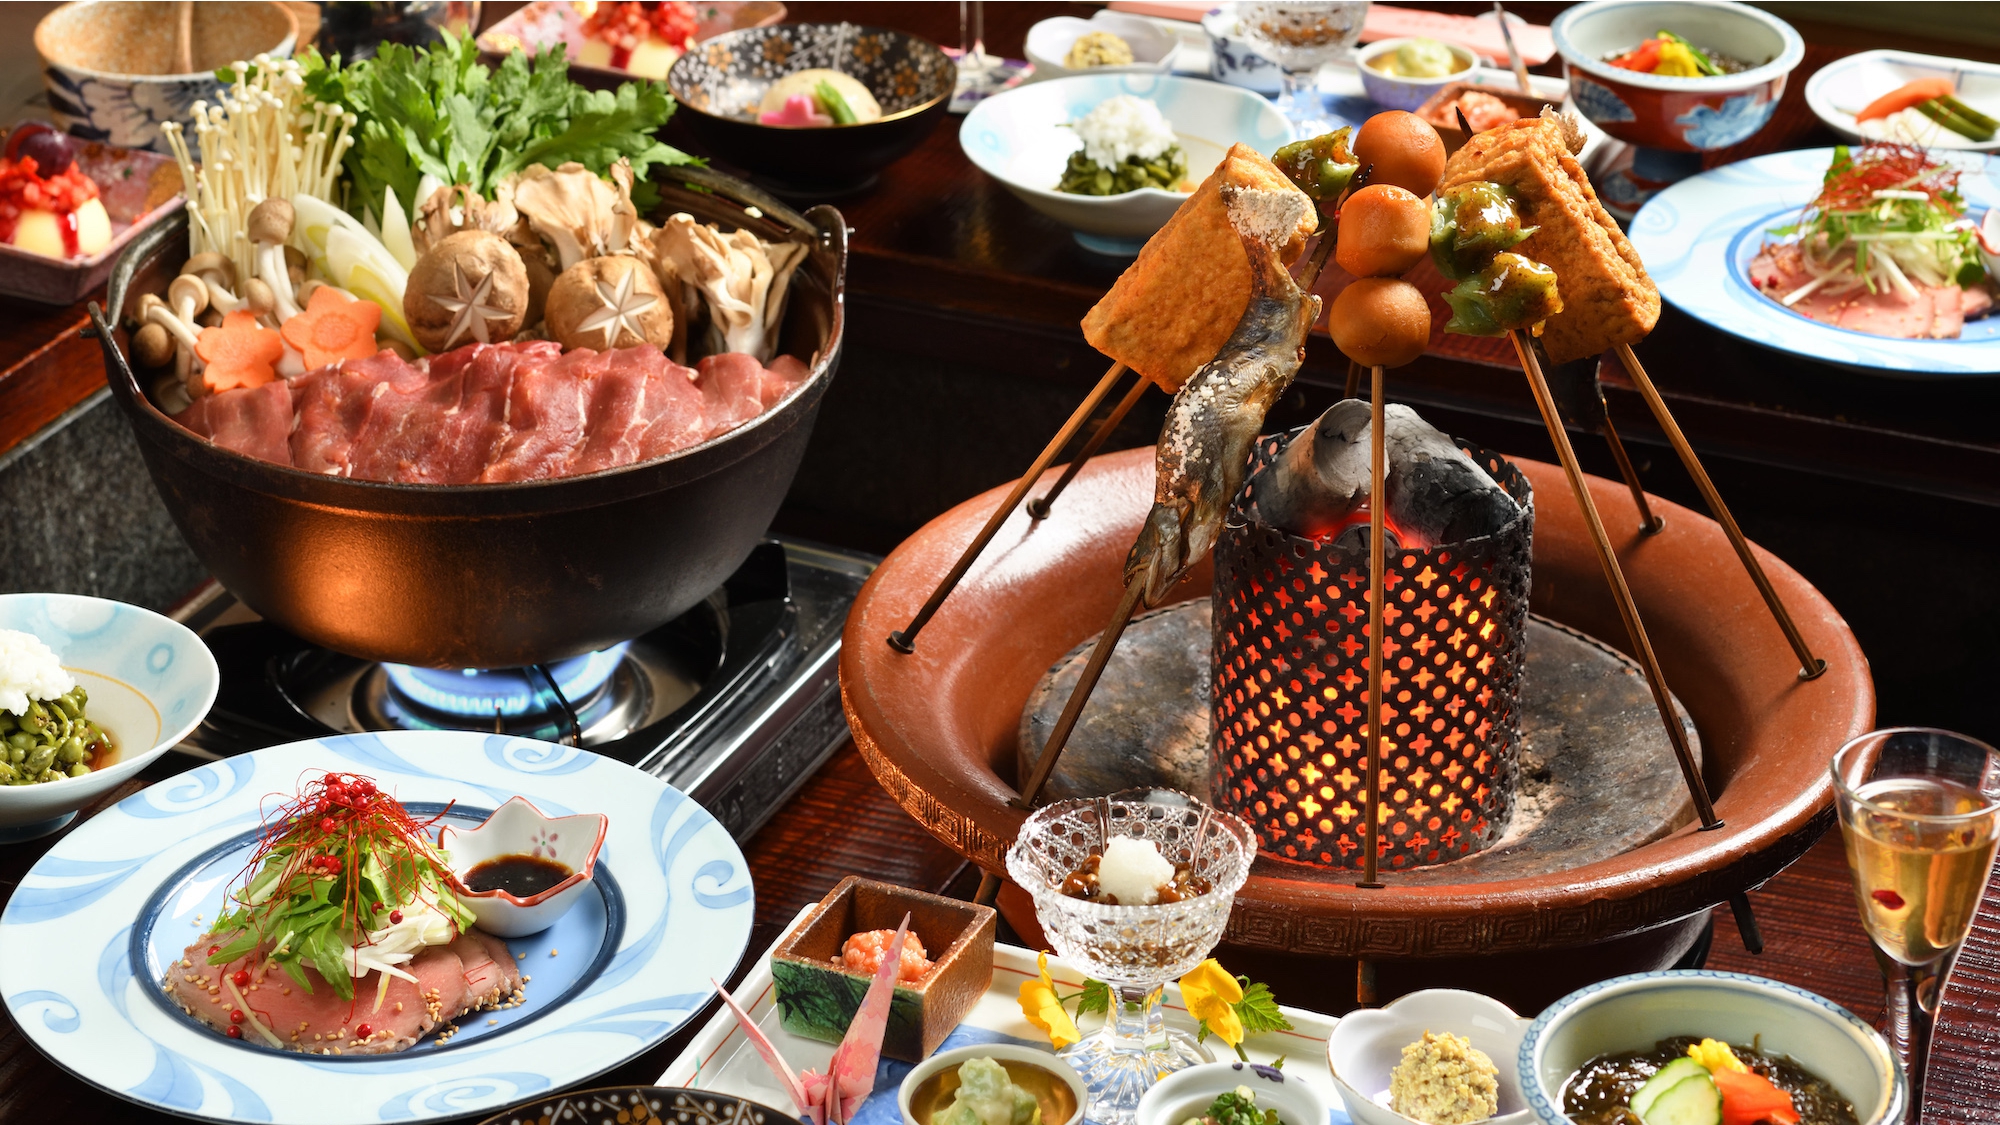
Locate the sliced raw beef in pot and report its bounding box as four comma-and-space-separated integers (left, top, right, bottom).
291, 352, 432, 475
637, 357, 708, 462
178, 379, 294, 466
480, 347, 599, 482
569, 346, 664, 476
695, 352, 768, 439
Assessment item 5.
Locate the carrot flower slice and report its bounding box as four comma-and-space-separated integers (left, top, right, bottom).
195, 311, 285, 392
281, 286, 384, 371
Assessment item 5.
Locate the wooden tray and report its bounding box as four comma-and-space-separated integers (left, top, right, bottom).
660, 907, 1358, 1125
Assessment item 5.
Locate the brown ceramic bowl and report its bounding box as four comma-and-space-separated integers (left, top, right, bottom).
839, 447, 1873, 1009
771, 876, 996, 1063
35, 1, 299, 153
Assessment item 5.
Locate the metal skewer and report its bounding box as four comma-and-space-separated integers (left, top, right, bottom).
1600, 414, 1665, 535
1512, 330, 1762, 953
889, 360, 1131, 652
1360, 364, 1388, 890
1614, 343, 1826, 680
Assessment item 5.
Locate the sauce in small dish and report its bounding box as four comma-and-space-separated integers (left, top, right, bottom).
463, 853, 574, 898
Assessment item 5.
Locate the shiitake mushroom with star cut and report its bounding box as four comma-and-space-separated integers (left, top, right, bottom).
544, 256, 674, 352
403, 230, 531, 353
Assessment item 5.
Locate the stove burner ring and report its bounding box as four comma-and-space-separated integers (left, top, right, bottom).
383, 645, 630, 720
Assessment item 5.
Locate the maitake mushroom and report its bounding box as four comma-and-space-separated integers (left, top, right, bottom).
402, 230, 531, 353
652, 213, 807, 362
545, 256, 673, 352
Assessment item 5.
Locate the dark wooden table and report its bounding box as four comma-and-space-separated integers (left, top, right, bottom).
1, 2, 1997, 1122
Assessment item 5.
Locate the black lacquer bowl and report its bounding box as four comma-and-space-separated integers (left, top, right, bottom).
668, 23, 955, 195
91, 167, 845, 670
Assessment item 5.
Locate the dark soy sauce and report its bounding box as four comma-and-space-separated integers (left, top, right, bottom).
464, 853, 573, 897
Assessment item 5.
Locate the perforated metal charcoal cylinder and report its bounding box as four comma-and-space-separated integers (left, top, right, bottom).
1210, 432, 1534, 871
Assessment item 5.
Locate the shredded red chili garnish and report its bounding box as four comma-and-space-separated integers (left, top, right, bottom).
1813, 141, 1963, 214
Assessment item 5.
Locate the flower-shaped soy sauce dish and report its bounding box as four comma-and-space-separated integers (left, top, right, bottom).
448, 796, 607, 937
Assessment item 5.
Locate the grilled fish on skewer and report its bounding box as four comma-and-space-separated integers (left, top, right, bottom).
1125, 186, 1319, 606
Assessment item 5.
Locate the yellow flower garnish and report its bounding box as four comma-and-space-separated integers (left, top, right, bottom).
1179, 959, 1245, 1048
1019, 952, 1081, 1049
1688, 1038, 1750, 1074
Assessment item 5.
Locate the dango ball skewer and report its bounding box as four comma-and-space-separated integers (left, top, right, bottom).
1352, 110, 1447, 199
1334, 184, 1431, 278
1330, 277, 1430, 369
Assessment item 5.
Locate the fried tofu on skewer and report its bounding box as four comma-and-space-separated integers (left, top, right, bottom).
1440, 109, 1659, 364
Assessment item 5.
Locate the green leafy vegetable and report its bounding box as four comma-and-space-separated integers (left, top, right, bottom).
297, 30, 696, 223
1231, 981, 1294, 1038
1074, 978, 1112, 1017
1182, 1087, 1279, 1125
1056, 145, 1188, 196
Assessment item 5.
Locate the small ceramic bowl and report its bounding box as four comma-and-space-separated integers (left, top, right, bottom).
899, 1044, 1087, 1125
447, 796, 607, 938
1327, 989, 1532, 1125
1357, 38, 1480, 112
1025, 13, 1181, 82
1519, 970, 1906, 1125
666, 23, 956, 196
1138, 1060, 1330, 1125
35, 0, 298, 154
1804, 48, 2000, 153
0, 592, 218, 841
958, 73, 1292, 256
1551, 0, 1803, 152
1202, 8, 1283, 96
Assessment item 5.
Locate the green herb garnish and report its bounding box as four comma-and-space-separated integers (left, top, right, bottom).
814, 81, 859, 125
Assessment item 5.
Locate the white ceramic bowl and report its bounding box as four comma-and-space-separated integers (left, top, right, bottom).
1518, 970, 1906, 1125
1025, 12, 1181, 82
959, 73, 1293, 255
898, 1043, 1089, 1125
1139, 1060, 1330, 1125
0, 592, 217, 840
1327, 989, 1532, 1125
1357, 38, 1481, 112
1804, 48, 2000, 152
446, 795, 608, 937
1202, 7, 1283, 96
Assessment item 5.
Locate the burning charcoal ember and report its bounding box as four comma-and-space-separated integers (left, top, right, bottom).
1249, 400, 1520, 548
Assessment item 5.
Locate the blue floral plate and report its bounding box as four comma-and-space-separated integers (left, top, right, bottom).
0, 732, 755, 1124
1629, 147, 2000, 377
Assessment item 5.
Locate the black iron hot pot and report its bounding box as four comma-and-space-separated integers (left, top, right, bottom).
91, 167, 845, 670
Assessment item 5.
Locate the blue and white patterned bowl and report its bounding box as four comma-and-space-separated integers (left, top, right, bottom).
1629, 146, 2000, 377
0, 592, 218, 840
34, 0, 298, 154
1518, 970, 1905, 1125
959, 73, 1293, 255
0, 731, 755, 1124
1202, 8, 1284, 96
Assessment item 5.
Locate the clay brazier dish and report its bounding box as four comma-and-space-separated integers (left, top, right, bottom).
771, 875, 997, 1063
840, 448, 1873, 959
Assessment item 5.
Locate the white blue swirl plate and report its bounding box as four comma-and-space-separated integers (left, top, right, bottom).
959, 73, 1293, 255
1629, 147, 2000, 377
0, 731, 755, 1124
0, 592, 219, 840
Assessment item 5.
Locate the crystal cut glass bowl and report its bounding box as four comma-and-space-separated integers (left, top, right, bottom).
1006, 789, 1255, 1125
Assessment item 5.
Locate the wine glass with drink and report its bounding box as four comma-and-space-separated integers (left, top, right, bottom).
1235, 1, 1370, 137
1833, 728, 2000, 1121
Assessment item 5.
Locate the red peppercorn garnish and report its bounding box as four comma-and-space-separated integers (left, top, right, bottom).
229, 1009, 246, 1024
355, 1023, 372, 1038
1872, 889, 1908, 910
232, 970, 250, 987
225, 1025, 242, 1039
389, 910, 404, 924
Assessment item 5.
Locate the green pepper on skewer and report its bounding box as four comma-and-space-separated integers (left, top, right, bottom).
1272, 129, 1360, 210
1430, 181, 1539, 280
1442, 252, 1564, 336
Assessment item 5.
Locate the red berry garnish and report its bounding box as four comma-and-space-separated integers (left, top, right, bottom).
225, 1025, 242, 1039
232, 970, 250, 987
319, 817, 337, 833
208, 945, 220, 956
229, 1009, 245, 1024
355, 1023, 372, 1038
389, 910, 404, 924
1872, 889, 1907, 910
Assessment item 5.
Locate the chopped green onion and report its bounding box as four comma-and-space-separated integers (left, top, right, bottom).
815, 81, 858, 125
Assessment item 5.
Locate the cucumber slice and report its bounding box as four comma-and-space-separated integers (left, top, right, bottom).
1630, 1058, 1708, 1119
1634, 1073, 1722, 1125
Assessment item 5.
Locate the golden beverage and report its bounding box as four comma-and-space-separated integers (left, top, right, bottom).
1839, 777, 2000, 966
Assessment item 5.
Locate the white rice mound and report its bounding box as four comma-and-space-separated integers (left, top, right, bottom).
1073, 95, 1177, 169
0, 629, 73, 717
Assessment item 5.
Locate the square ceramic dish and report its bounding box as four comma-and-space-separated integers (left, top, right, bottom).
769, 876, 996, 1063
1413, 82, 1557, 154
0, 133, 185, 305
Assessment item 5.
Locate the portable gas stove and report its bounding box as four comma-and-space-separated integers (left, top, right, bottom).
167, 538, 873, 840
